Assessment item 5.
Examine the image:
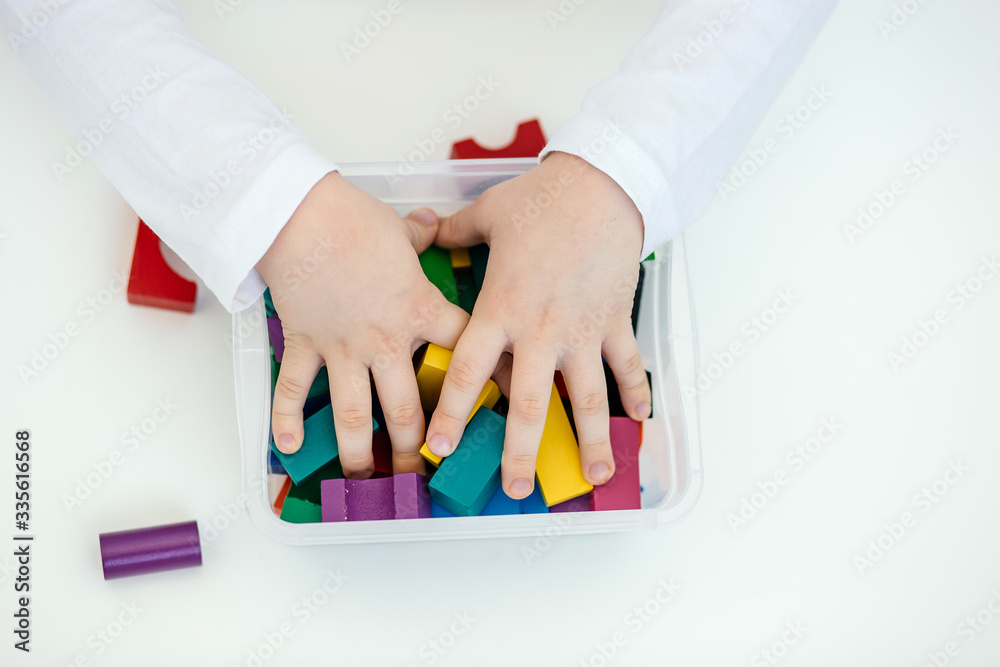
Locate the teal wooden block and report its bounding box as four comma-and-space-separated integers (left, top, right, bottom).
271, 407, 377, 485
418, 245, 459, 306
468, 243, 489, 293
286, 459, 345, 505
428, 408, 505, 516
263, 287, 276, 318
481, 485, 520, 516
520, 485, 549, 514
455, 268, 477, 315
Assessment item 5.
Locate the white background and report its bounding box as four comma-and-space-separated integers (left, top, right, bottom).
2, 1, 999, 665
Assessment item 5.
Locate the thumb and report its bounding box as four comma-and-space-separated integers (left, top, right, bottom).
435, 204, 486, 249
401, 208, 440, 254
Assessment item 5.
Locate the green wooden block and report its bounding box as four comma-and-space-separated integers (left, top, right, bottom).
271, 407, 378, 485
455, 268, 477, 315
468, 243, 489, 293
419, 245, 459, 306
280, 496, 322, 523
428, 408, 506, 516
286, 459, 344, 505
642, 251, 656, 262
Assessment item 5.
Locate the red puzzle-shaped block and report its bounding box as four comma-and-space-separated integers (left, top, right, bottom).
450, 119, 547, 160
126, 219, 197, 313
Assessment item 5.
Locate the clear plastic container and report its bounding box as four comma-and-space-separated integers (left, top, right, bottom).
232, 158, 702, 544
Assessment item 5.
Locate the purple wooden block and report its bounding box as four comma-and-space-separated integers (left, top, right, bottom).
321, 478, 348, 522
348, 477, 395, 521
550, 494, 591, 513
99, 520, 202, 580
267, 315, 285, 362
393, 473, 431, 519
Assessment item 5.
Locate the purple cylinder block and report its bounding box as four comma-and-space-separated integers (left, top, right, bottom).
100, 520, 202, 580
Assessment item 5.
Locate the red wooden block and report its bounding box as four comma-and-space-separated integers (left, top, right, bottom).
371, 429, 393, 478
450, 119, 547, 160
127, 219, 197, 312
272, 477, 292, 514
554, 371, 569, 398
590, 417, 641, 511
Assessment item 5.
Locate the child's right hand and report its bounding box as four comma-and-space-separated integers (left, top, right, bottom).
255, 172, 469, 478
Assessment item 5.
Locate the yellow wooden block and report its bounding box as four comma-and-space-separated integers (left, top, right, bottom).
536, 384, 592, 506
420, 380, 502, 466
415, 344, 452, 411
450, 247, 472, 269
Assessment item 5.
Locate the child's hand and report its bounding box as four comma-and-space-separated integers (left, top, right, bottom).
425, 152, 651, 499
256, 172, 469, 478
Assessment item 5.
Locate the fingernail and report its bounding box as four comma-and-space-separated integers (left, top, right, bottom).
636, 402, 651, 419
345, 467, 374, 480
589, 461, 611, 483
509, 478, 533, 499
409, 208, 437, 226
277, 433, 296, 453
428, 434, 452, 457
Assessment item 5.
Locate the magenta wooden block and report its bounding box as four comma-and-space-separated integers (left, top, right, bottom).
550, 494, 591, 513
267, 315, 285, 362
393, 472, 431, 519
321, 478, 348, 522
590, 417, 642, 511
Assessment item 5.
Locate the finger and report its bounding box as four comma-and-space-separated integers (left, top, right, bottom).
425, 319, 507, 458
400, 208, 440, 254
502, 345, 558, 499
434, 203, 486, 249
419, 296, 471, 352
326, 353, 375, 479
603, 323, 651, 421
371, 358, 426, 474
271, 343, 324, 454
562, 351, 615, 485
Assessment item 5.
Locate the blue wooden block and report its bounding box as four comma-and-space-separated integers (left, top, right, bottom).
267, 450, 286, 475
428, 409, 506, 516
431, 502, 457, 518
271, 407, 378, 485
520, 485, 549, 514
481, 486, 520, 516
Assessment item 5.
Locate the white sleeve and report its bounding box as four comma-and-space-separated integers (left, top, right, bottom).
543, 0, 838, 258
1, 0, 337, 311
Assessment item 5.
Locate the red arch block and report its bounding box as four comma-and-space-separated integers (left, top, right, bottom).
450, 119, 547, 160
126, 219, 197, 313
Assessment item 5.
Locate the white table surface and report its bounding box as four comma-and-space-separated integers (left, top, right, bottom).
3, 1, 999, 665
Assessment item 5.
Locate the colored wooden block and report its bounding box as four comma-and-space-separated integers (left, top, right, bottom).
321, 477, 395, 522
280, 496, 322, 523
320, 479, 348, 522
431, 502, 457, 518
394, 473, 432, 519
631, 264, 645, 334
450, 247, 472, 269
480, 486, 520, 516
550, 494, 591, 513
126, 219, 197, 312
270, 475, 291, 514
468, 243, 489, 293
590, 417, 641, 511
263, 287, 276, 318
267, 450, 286, 475
371, 429, 393, 477
418, 245, 459, 306
415, 343, 452, 411
420, 379, 502, 466
286, 459, 344, 505
536, 384, 593, 506
561, 397, 578, 440
554, 371, 569, 398
520, 486, 549, 514
455, 268, 477, 315
271, 406, 377, 485
428, 408, 506, 516
450, 119, 547, 159
266, 315, 285, 362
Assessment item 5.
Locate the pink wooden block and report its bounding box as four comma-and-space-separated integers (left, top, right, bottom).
394, 473, 431, 519
267, 315, 285, 362
590, 417, 641, 511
